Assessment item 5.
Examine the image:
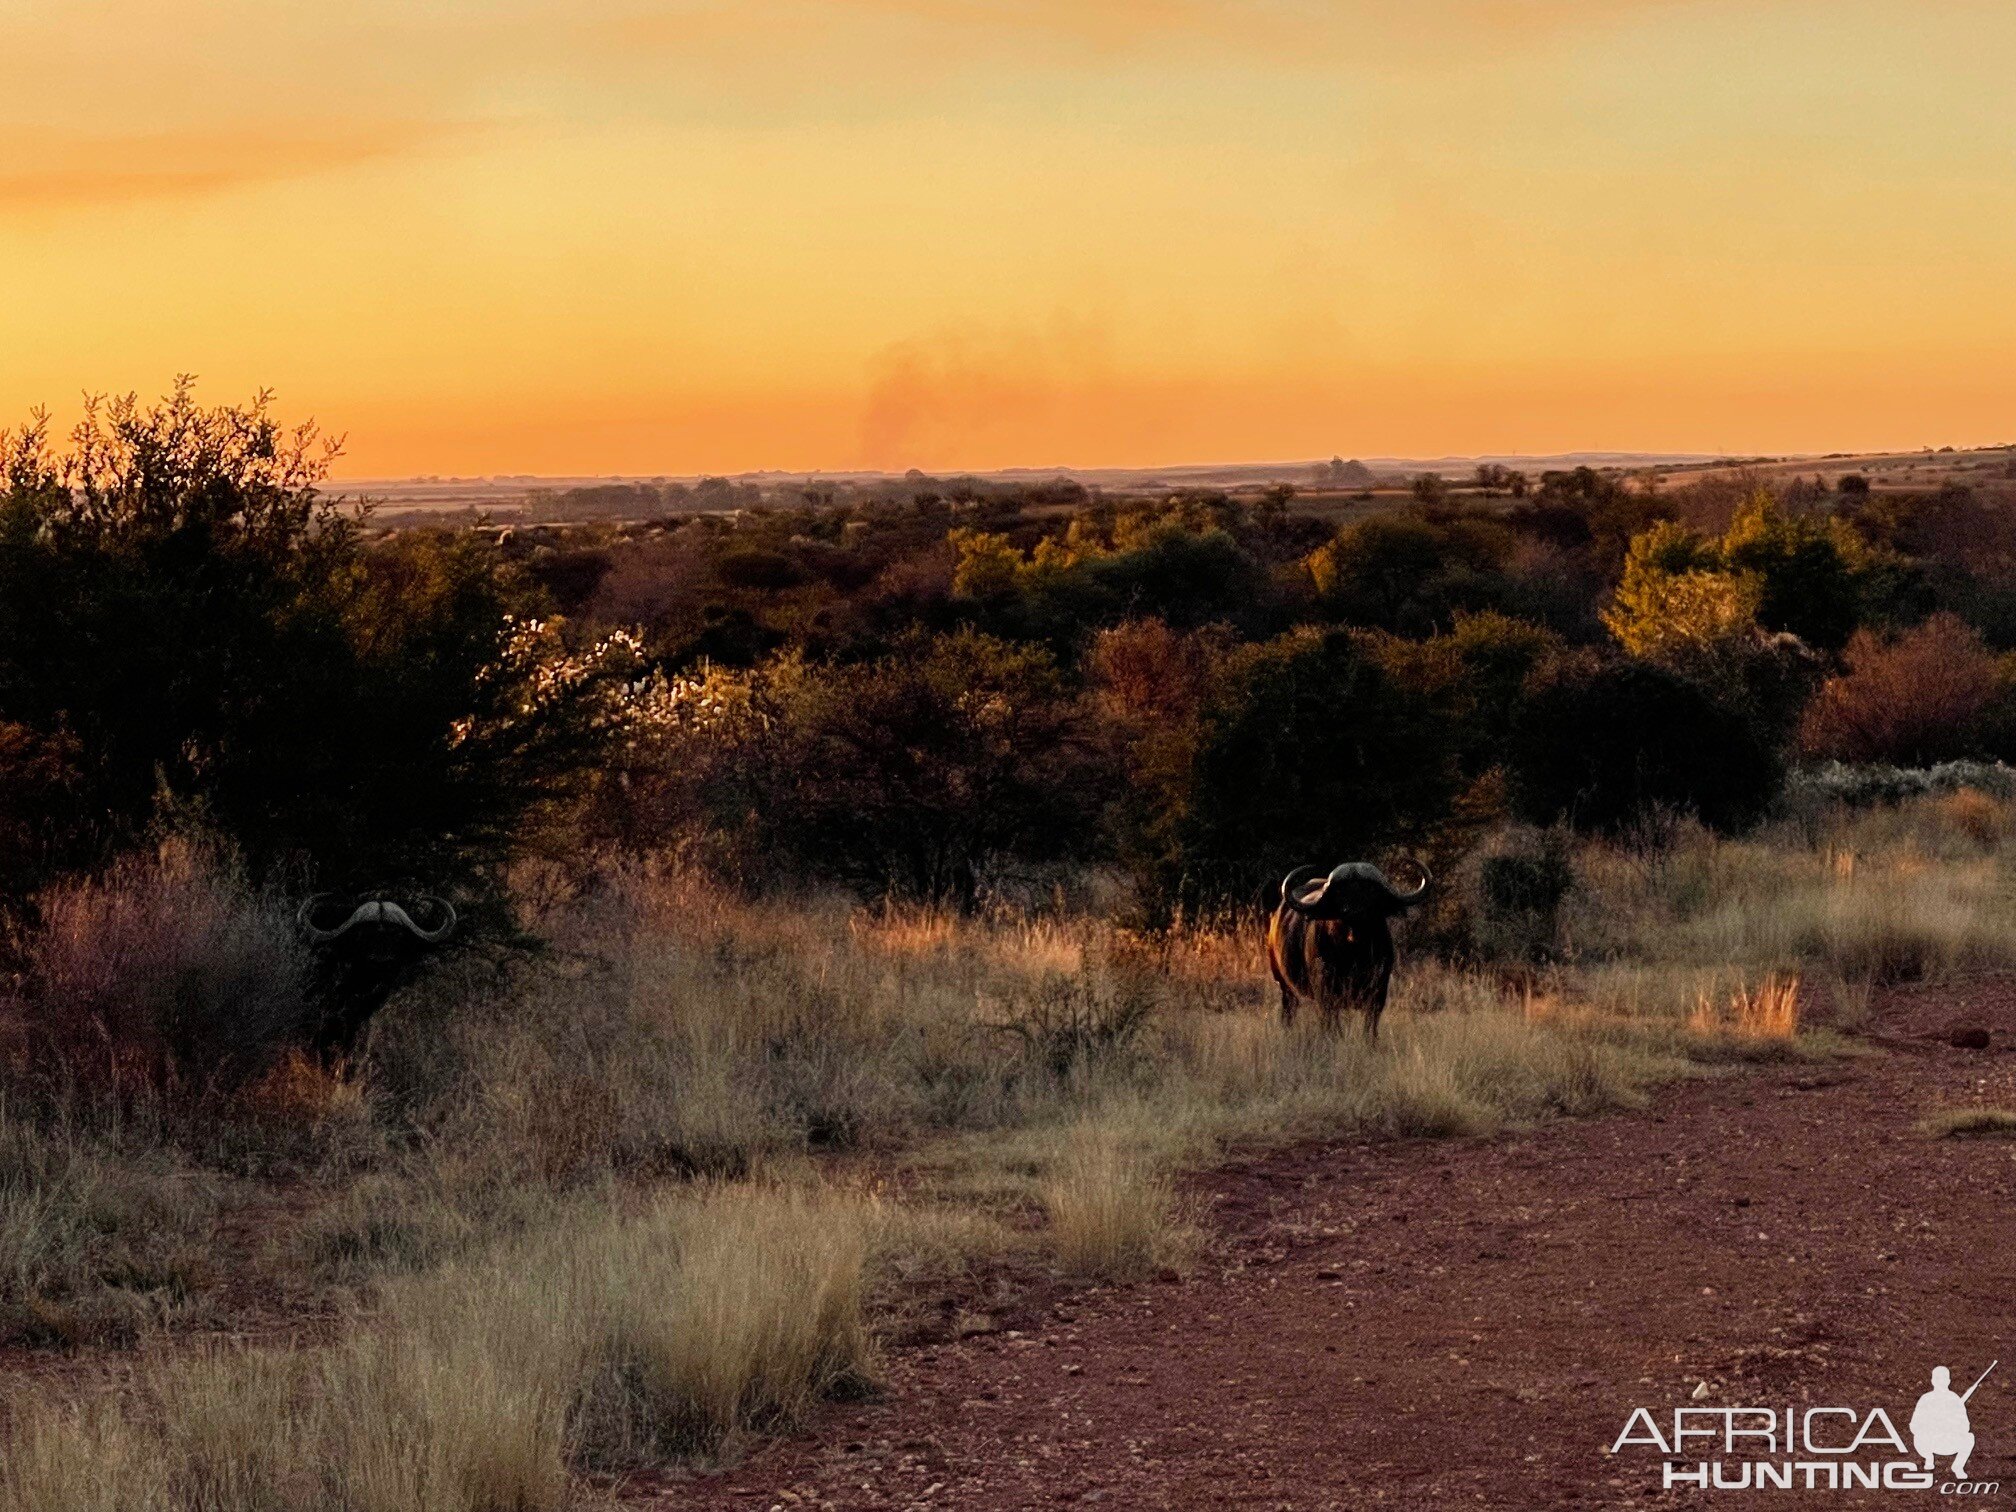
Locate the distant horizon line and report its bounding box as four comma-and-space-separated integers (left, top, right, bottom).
327, 443, 2005, 489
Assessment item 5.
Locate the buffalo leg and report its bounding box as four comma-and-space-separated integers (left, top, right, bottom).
1278, 982, 1297, 1028
1365, 976, 1390, 1044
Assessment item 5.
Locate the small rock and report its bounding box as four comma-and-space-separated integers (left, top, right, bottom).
1950, 1026, 1992, 1051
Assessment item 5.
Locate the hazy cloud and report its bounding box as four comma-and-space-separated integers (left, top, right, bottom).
859, 314, 1117, 469
0, 122, 477, 210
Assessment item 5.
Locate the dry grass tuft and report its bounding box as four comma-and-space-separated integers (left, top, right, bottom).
562, 1184, 880, 1464
233, 1051, 370, 1131
1039, 1123, 1190, 1282
1688, 974, 1800, 1041
1935, 787, 2010, 848
1919, 1105, 2016, 1139
13, 839, 314, 1095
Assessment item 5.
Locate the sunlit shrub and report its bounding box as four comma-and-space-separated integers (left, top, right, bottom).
1799, 614, 2008, 764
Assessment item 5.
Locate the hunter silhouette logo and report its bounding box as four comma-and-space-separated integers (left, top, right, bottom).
1609, 1359, 2001, 1494
1911, 1362, 1994, 1481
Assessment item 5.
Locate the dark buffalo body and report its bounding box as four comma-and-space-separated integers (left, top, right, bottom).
1265, 862, 1429, 1035
297, 895, 457, 1062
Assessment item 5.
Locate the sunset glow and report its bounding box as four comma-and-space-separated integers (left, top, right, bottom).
5, 0, 2013, 474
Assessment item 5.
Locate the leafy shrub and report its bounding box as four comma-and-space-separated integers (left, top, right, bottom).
713, 549, 805, 591
1720, 494, 1868, 651
1168, 627, 1467, 909
1364, 612, 1566, 779
1798, 614, 2008, 764
0, 724, 85, 919
618, 631, 1108, 904
0, 385, 646, 897
1472, 828, 1576, 962
1508, 654, 1782, 833
1786, 759, 2016, 808
1307, 510, 1514, 634
954, 517, 1275, 646
1603, 521, 1761, 662
1605, 495, 1874, 661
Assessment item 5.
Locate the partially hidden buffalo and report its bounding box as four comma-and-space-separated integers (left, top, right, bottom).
297, 894, 458, 1062
1265, 861, 1430, 1036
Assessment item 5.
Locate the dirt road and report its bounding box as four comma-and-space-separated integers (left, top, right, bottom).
667, 982, 2016, 1509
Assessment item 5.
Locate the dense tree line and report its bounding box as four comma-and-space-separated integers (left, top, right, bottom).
9, 388, 2016, 926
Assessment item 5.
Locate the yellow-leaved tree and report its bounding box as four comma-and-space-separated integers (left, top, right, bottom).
1602, 521, 1763, 664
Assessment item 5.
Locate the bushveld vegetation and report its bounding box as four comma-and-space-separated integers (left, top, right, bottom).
6, 390, 2016, 1504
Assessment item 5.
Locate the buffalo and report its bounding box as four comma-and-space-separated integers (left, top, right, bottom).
297, 894, 457, 1062
1265, 861, 1430, 1036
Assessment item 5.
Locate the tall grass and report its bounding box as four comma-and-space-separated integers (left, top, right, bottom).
0, 1102, 217, 1346
7, 789, 2013, 1495
1040, 1121, 1188, 1281
0, 1184, 884, 1512
1568, 792, 2016, 987
11, 838, 314, 1095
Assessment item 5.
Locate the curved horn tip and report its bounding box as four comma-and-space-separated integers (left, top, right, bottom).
1278, 866, 1325, 910
407, 895, 458, 943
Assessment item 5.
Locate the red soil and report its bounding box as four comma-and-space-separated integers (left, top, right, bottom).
662, 982, 2016, 1509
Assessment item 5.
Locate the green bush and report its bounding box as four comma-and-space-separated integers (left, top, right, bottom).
0, 385, 645, 899
1306, 511, 1514, 634
619, 631, 1109, 904
1473, 829, 1576, 962
1163, 627, 1466, 911
1507, 654, 1782, 834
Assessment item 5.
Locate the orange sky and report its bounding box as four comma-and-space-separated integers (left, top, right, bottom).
4, 1, 2013, 475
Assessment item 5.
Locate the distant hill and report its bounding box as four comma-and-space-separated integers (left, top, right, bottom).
328, 444, 2016, 516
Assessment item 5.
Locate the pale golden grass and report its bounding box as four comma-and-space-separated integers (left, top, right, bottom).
0, 1183, 889, 1512
1566, 795, 2016, 991
1039, 1121, 1191, 1281
17, 796, 1998, 1495
1919, 1105, 2016, 1139
0, 1103, 219, 1346
1687, 973, 1800, 1042
558, 1184, 878, 1464
1936, 787, 2008, 848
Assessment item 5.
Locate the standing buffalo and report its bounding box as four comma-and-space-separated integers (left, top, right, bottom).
1266, 861, 1430, 1036
297, 894, 458, 1062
